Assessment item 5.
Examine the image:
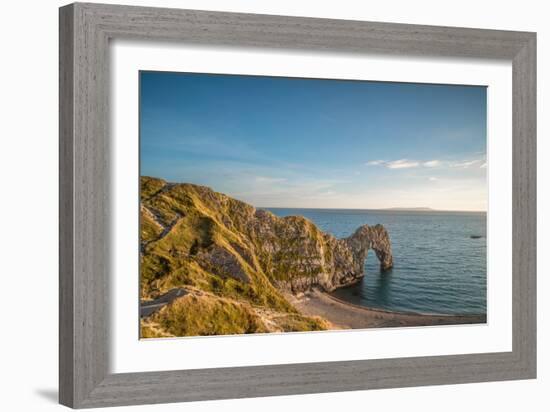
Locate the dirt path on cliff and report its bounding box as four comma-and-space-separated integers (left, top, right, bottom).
140, 288, 188, 318
140, 183, 183, 253
287, 289, 486, 329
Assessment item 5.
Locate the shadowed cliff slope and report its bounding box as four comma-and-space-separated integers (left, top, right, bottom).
140, 176, 393, 337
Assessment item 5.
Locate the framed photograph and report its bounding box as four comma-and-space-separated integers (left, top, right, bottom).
59, 2, 536, 408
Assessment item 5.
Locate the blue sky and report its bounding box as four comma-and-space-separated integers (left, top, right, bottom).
140, 71, 487, 211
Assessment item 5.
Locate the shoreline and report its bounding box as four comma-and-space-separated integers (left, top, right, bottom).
286, 289, 487, 329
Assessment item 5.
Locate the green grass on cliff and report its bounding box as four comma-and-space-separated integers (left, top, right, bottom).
140, 211, 163, 244
140, 176, 336, 336
270, 313, 329, 332
143, 293, 269, 336
141, 292, 329, 337
140, 177, 296, 314
140, 176, 168, 200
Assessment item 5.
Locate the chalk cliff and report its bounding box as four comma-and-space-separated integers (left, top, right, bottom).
140, 176, 393, 336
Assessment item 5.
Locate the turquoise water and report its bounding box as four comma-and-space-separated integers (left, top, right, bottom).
266, 208, 487, 315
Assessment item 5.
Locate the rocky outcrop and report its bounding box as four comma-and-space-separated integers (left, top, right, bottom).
267, 222, 393, 293
140, 177, 394, 298
140, 176, 395, 335
345, 225, 393, 272
238, 208, 393, 294
197, 244, 251, 283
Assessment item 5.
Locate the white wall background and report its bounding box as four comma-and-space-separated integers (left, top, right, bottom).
0, 1, 546, 411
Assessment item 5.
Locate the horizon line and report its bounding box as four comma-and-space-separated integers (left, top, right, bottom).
257, 206, 487, 213
140, 176, 487, 214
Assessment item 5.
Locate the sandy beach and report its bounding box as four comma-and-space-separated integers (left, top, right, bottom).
286, 289, 487, 329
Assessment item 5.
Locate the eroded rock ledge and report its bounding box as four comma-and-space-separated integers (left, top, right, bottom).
272, 219, 394, 293
141, 176, 394, 298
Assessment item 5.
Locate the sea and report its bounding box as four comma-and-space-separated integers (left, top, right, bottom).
266, 208, 487, 316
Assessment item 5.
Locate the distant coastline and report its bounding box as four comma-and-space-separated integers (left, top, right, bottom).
383, 207, 435, 211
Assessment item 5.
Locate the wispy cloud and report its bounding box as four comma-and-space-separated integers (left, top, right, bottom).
367, 159, 438, 169
366, 159, 422, 169
423, 160, 442, 168
366, 160, 385, 166
428, 177, 438, 181
449, 160, 481, 168
366, 157, 485, 171
386, 159, 420, 169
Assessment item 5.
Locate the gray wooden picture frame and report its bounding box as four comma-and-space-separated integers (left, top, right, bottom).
59, 2, 536, 409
